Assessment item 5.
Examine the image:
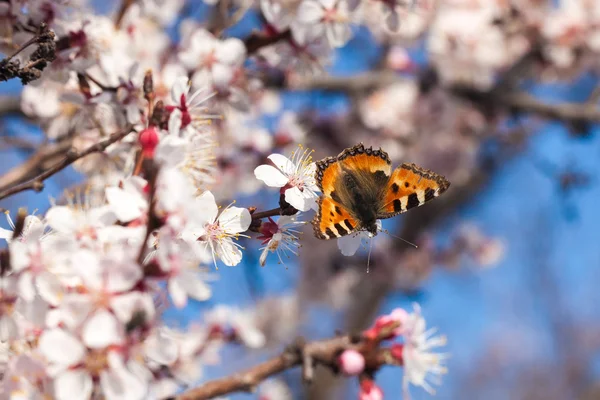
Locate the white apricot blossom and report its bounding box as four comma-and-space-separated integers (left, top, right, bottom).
181, 191, 251, 267
254, 149, 320, 212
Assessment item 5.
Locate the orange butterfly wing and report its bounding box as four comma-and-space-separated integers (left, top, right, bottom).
313, 197, 359, 239
313, 144, 391, 239
378, 163, 450, 219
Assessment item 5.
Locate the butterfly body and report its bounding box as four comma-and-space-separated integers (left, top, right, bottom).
312, 143, 450, 239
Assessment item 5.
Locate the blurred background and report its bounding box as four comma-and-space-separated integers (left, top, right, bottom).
1, 1, 600, 399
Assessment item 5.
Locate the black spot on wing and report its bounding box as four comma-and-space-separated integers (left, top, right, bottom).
344, 219, 354, 231
330, 211, 335, 217
407, 193, 420, 209
372, 170, 389, 187
334, 223, 348, 236
404, 181, 410, 188
424, 187, 436, 201
335, 206, 342, 215
331, 191, 342, 204
393, 199, 402, 212
391, 183, 399, 194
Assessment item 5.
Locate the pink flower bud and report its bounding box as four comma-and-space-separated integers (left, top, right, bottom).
139, 127, 159, 158
390, 343, 404, 363
388, 308, 409, 334
338, 349, 365, 376
364, 307, 409, 341
359, 379, 384, 400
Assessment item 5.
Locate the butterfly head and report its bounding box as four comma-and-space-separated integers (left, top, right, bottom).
365, 223, 379, 238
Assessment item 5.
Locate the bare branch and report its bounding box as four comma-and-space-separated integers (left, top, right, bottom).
244, 29, 291, 55
176, 334, 393, 400
0, 127, 133, 201
288, 72, 600, 123
114, 0, 135, 29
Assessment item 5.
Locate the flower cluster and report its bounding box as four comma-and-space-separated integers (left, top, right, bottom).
0, 158, 267, 398
336, 304, 448, 399
5, 0, 579, 396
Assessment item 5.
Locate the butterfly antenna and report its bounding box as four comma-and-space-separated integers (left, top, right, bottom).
382, 228, 418, 249
366, 235, 374, 273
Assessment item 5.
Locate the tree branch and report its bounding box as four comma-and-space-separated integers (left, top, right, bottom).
244, 29, 291, 55
0, 127, 133, 201
288, 72, 600, 123
176, 333, 392, 400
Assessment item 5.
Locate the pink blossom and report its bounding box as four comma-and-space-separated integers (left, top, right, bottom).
359, 378, 384, 400
338, 349, 365, 376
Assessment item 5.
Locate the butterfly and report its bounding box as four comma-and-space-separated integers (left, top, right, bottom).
312, 143, 450, 239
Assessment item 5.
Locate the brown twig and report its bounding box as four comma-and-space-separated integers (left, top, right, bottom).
176, 334, 394, 400
0, 139, 73, 190
287, 72, 600, 123
244, 29, 291, 55
0, 127, 133, 201
114, 0, 136, 29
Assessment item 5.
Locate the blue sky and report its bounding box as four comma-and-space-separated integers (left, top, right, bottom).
1, 7, 599, 400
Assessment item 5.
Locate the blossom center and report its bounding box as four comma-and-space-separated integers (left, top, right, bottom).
204, 222, 227, 241
84, 349, 109, 376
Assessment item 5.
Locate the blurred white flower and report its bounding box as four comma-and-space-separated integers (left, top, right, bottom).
38, 328, 148, 400
179, 30, 246, 89
205, 305, 266, 348
105, 176, 148, 223
257, 215, 305, 267
0, 211, 44, 244
259, 379, 292, 400
401, 304, 448, 397
155, 231, 212, 308
181, 191, 251, 267
155, 109, 216, 189
0, 274, 19, 342
254, 148, 320, 211
295, 0, 359, 47
9, 236, 63, 305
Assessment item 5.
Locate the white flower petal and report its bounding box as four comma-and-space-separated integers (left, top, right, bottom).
110, 292, 155, 324
254, 165, 289, 187
39, 329, 85, 366
105, 262, 142, 293
216, 238, 243, 266
73, 250, 102, 290
297, 0, 325, 24
284, 186, 316, 211
337, 234, 363, 256
83, 310, 123, 349
0, 227, 13, 241
267, 154, 296, 175
17, 271, 36, 302
259, 245, 270, 267
0, 315, 18, 341
211, 63, 234, 88
171, 76, 190, 105
327, 23, 352, 47
45, 206, 77, 234
168, 278, 188, 308
54, 370, 93, 400
100, 362, 147, 400
145, 331, 178, 366
105, 187, 145, 222
9, 242, 30, 271
194, 191, 219, 225
177, 270, 212, 302
168, 108, 183, 136
218, 207, 251, 234
36, 271, 64, 306
215, 38, 246, 65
